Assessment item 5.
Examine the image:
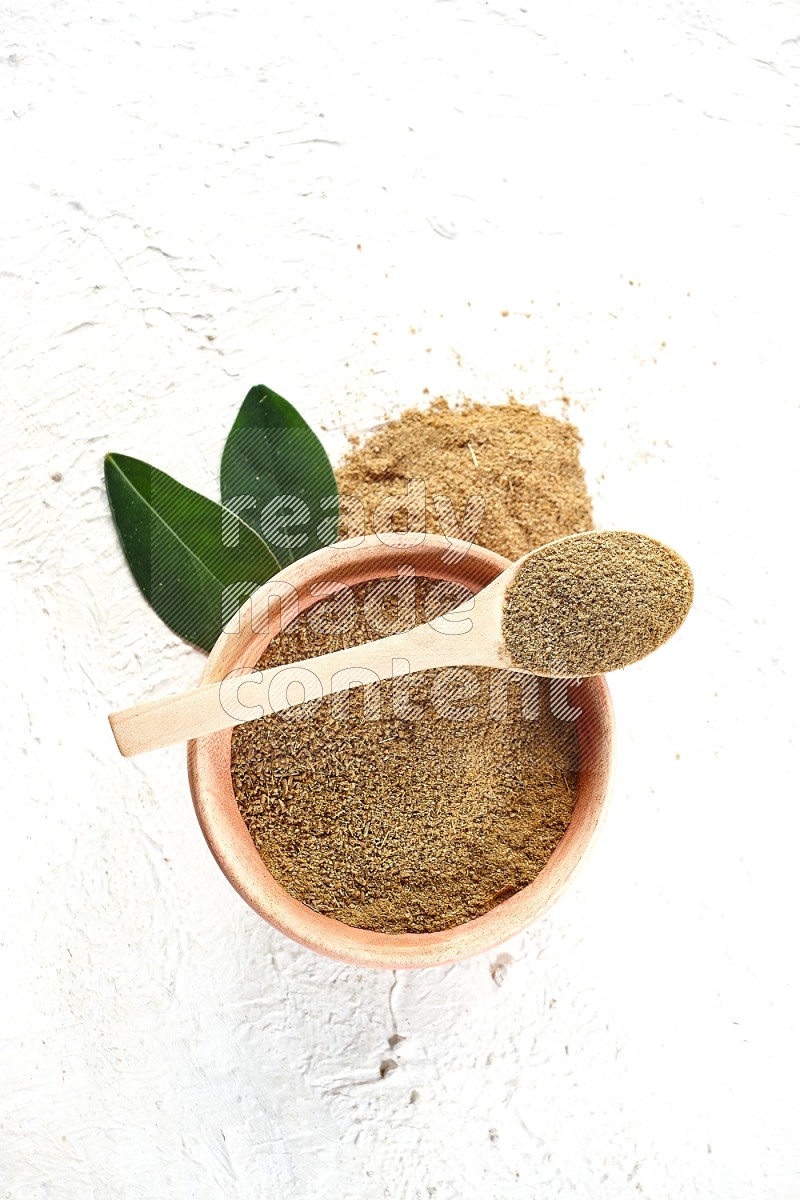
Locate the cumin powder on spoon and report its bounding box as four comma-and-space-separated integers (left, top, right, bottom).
503, 532, 694, 676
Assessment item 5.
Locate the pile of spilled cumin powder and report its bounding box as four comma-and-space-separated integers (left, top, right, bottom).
336, 396, 593, 560
231, 397, 595, 934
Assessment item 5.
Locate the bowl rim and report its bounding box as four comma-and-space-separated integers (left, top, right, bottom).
187, 533, 615, 969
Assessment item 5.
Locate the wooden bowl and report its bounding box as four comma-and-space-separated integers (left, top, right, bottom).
187, 533, 615, 968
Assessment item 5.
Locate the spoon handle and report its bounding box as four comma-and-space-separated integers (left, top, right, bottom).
108, 618, 489, 757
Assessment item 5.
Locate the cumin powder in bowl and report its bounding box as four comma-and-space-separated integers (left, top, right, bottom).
187, 534, 614, 969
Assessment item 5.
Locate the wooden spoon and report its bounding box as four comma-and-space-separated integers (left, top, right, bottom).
109, 530, 693, 757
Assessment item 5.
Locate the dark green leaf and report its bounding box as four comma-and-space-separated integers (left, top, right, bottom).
220, 384, 339, 568
105, 453, 280, 652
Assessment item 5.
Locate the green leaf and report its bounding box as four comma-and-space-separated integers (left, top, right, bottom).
220, 384, 339, 568
105, 453, 280, 652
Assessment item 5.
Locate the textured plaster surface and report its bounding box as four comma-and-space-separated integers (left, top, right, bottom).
2, 1, 800, 1197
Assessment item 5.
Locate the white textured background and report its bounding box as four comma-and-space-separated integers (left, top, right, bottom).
2, 2, 800, 1197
